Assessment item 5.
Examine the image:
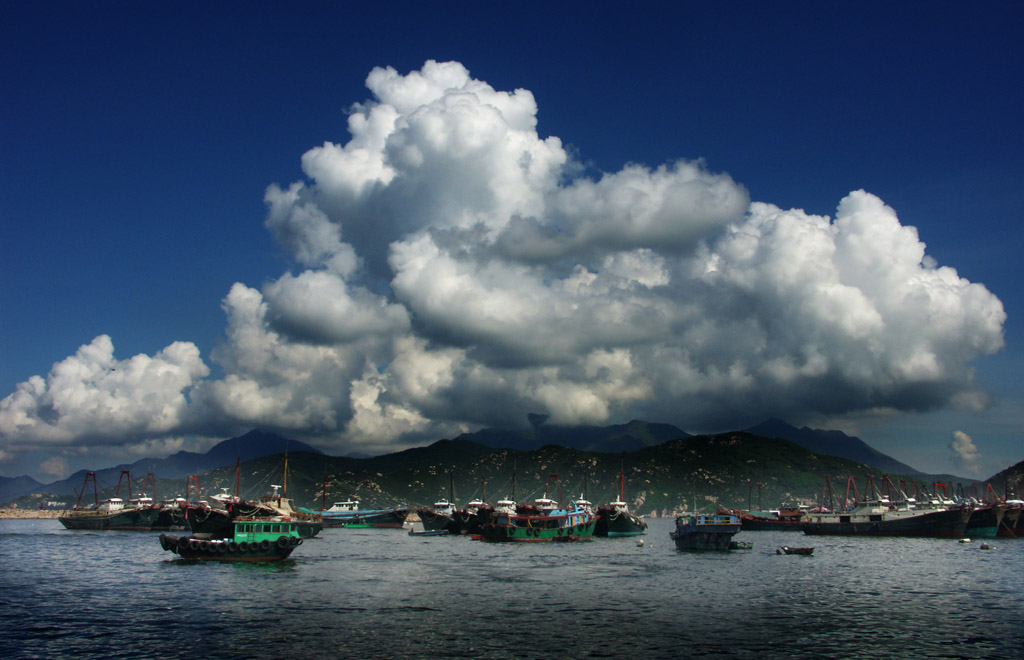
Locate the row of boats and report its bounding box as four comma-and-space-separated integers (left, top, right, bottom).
725, 476, 1024, 539
57, 467, 1023, 561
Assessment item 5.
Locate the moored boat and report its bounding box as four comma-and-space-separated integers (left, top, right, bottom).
417, 497, 457, 534
318, 500, 409, 528
670, 512, 741, 551
477, 475, 597, 542
594, 469, 647, 537
777, 546, 814, 555
58, 471, 160, 531
160, 515, 303, 562
739, 508, 804, 532
801, 476, 971, 539
964, 503, 1006, 539
258, 485, 323, 538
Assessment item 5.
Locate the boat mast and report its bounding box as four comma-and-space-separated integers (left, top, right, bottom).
185, 475, 200, 505
234, 457, 240, 498
74, 472, 98, 509
114, 470, 131, 500
283, 453, 288, 498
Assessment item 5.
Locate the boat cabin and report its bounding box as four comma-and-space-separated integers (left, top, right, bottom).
494, 498, 516, 514
327, 500, 359, 512
98, 498, 125, 512
431, 498, 455, 516
233, 517, 301, 544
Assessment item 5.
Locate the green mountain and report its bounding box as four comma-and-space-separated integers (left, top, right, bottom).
985, 459, 1024, 498
67, 432, 950, 517
457, 417, 688, 452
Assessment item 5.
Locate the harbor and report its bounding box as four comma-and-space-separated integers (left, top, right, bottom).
2, 517, 1021, 660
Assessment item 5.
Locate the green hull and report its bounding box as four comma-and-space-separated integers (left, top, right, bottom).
478, 518, 596, 542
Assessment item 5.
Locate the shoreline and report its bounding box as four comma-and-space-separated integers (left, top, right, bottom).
0, 509, 67, 519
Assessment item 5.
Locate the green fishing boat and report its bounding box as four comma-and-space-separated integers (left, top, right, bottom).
160, 515, 303, 562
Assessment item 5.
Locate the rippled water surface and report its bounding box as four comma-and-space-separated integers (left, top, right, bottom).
1, 519, 1021, 659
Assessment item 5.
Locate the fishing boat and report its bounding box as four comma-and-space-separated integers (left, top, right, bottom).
451, 477, 493, 535
417, 497, 457, 533
670, 512, 741, 550
159, 515, 303, 562
477, 475, 597, 542
258, 485, 323, 538
183, 461, 279, 537
801, 476, 971, 539
594, 469, 647, 537
408, 528, 449, 537
777, 546, 814, 555
417, 472, 459, 533
59, 471, 159, 531
964, 503, 1007, 539
318, 499, 409, 528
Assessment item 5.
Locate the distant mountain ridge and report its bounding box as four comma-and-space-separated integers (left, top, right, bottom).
5, 420, 998, 507
457, 418, 689, 452
0, 474, 44, 502
744, 419, 923, 476
4, 430, 321, 500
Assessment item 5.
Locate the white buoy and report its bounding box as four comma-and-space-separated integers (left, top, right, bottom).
959, 538, 971, 543
980, 543, 993, 550
637, 539, 644, 547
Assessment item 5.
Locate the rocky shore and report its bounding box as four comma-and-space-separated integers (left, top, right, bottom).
0, 509, 67, 519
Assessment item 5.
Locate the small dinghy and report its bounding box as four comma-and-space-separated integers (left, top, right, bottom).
409, 528, 449, 536
777, 546, 814, 555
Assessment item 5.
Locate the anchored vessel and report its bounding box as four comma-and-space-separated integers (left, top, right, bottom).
594, 469, 647, 537
160, 515, 303, 562
318, 500, 409, 528
801, 476, 971, 539
59, 471, 177, 531
670, 512, 741, 550
477, 475, 597, 542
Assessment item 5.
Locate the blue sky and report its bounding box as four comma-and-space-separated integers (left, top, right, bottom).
2, 2, 1022, 483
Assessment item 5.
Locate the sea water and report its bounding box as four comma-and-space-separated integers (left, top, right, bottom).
1, 518, 1021, 659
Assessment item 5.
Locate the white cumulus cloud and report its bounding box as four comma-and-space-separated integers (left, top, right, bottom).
949, 430, 983, 475
0, 60, 1007, 465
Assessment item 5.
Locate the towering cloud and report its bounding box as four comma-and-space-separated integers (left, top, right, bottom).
949, 430, 983, 475
0, 60, 1006, 463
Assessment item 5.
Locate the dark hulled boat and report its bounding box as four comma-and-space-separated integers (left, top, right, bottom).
801, 499, 970, 538
317, 500, 409, 528
964, 504, 1007, 539
161, 515, 303, 562
801, 475, 971, 539
594, 469, 647, 537
59, 471, 163, 531
670, 513, 741, 550
477, 475, 597, 542
417, 497, 457, 534
739, 509, 804, 532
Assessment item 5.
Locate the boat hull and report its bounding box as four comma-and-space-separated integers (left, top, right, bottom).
417, 508, 458, 534
670, 514, 740, 551
152, 506, 189, 531
59, 507, 159, 531
594, 508, 647, 537
320, 508, 408, 529
998, 506, 1022, 538
965, 505, 1005, 539
478, 517, 596, 542
740, 517, 803, 532
159, 533, 300, 562
801, 507, 970, 538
